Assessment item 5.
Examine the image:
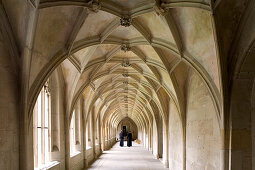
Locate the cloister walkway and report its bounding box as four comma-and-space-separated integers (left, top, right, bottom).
87, 142, 167, 170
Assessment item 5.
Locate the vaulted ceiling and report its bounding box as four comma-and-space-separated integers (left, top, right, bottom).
37, 0, 221, 127
6, 0, 223, 128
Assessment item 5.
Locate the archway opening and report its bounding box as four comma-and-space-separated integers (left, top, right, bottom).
117, 117, 138, 141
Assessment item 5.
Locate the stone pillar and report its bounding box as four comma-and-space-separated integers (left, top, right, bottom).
75, 102, 80, 145
91, 106, 96, 159
163, 121, 169, 168
20, 46, 35, 170
18, 1, 40, 169
50, 77, 60, 153
64, 111, 70, 170
149, 127, 152, 151
229, 79, 252, 170
147, 127, 150, 150
102, 125, 105, 151
98, 113, 102, 153
183, 123, 186, 170
82, 100, 87, 168
88, 114, 91, 146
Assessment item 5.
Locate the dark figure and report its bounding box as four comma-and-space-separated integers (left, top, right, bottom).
119, 130, 124, 147
127, 131, 132, 147
123, 128, 127, 137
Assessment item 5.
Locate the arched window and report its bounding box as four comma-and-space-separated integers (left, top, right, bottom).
86, 114, 92, 149
70, 110, 76, 154
33, 81, 51, 168
96, 118, 99, 145
70, 107, 81, 156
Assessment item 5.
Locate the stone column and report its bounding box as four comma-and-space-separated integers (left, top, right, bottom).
50, 77, 60, 154
75, 101, 80, 145
229, 79, 252, 170
183, 122, 186, 170
88, 114, 91, 146
82, 100, 88, 168
163, 121, 169, 168
98, 113, 102, 153
102, 125, 106, 151
91, 106, 96, 159
19, 2, 39, 169
64, 111, 70, 170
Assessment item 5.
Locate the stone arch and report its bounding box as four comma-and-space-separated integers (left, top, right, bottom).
117, 117, 138, 140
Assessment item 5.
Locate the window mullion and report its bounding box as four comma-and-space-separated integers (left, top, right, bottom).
48, 94, 51, 154
41, 88, 45, 164
33, 99, 38, 168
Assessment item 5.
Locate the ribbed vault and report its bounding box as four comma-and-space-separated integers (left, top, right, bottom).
4, 0, 255, 169
24, 0, 222, 140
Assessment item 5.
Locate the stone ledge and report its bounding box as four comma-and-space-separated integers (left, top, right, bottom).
35, 161, 60, 170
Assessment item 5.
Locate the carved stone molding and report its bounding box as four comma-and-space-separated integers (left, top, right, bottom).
120, 16, 132, 27
123, 81, 128, 85
88, 0, 101, 13
154, 2, 168, 16
44, 80, 51, 94
121, 44, 131, 52
122, 73, 129, 77
29, 0, 39, 8
121, 60, 131, 67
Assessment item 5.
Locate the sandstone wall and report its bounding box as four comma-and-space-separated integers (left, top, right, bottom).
153, 119, 158, 158
0, 28, 19, 170
168, 100, 183, 170
186, 71, 221, 170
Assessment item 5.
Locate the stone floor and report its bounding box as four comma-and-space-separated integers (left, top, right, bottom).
87, 141, 167, 170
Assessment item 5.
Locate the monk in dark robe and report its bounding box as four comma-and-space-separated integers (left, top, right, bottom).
119, 130, 124, 147
127, 131, 132, 147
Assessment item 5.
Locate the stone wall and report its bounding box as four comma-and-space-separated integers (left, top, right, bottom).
153, 120, 158, 158
230, 78, 253, 170
95, 144, 101, 157
70, 153, 84, 170
104, 137, 116, 150
168, 100, 183, 170
186, 71, 221, 170
0, 27, 19, 170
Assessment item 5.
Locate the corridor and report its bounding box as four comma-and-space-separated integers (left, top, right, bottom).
88, 142, 167, 170
2, 0, 255, 169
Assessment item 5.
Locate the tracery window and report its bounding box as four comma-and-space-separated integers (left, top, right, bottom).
33, 81, 51, 169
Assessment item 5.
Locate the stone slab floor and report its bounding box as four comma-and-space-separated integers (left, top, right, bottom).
87, 141, 167, 170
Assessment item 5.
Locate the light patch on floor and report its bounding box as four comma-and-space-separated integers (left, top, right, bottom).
87, 142, 167, 170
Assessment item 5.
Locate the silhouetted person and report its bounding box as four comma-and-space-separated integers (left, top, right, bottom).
119, 130, 124, 147
123, 128, 127, 137
127, 131, 132, 147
